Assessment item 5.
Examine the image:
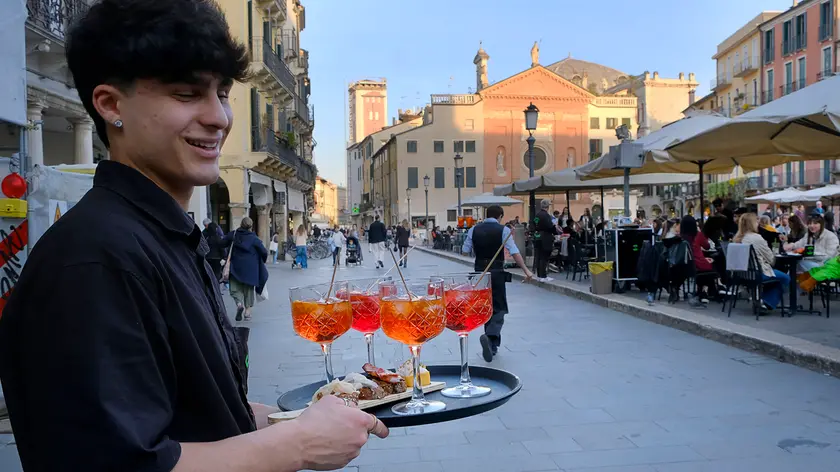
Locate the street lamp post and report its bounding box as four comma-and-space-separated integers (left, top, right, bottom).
423, 175, 430, 246
454, 153, 463, 221
406, 187, 412, 226
524, 102, 539, 226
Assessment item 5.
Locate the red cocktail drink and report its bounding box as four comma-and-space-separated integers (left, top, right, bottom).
444, 286, 492, 334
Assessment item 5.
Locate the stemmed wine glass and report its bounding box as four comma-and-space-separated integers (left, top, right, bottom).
378, 277, 447, 415
342, 277, 392, 365
439, 273, 493, 398
289, 281, 352, 382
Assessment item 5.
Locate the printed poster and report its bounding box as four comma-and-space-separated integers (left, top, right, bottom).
49, 200, 68, 228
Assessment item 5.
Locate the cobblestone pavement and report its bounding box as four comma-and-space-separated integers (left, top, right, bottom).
3, 246, 840, 471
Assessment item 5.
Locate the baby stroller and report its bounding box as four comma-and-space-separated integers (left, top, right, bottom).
345, 237, 362, 266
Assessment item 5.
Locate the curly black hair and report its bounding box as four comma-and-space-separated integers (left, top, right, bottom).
66, 0, 250, 147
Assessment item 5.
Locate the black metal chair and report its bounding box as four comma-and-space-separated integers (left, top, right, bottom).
721, 243, 785, 320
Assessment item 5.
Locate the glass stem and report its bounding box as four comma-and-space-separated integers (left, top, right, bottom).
364, 333, 375, 365
458, 333, 472, 387
409, 345, 425, 403
321, 343, 334, 382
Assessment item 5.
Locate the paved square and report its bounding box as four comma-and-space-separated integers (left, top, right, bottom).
3, 246, 840, 471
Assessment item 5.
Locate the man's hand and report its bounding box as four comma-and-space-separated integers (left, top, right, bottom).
522, 269, 534, 281
249, 402, 280, 430
290, 395, 389, 471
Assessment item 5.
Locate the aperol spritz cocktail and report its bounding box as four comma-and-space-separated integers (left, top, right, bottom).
440, 274, 493, 398
340, 278, 392, 364
379, 278, 447, 415
290, 281, 352, 382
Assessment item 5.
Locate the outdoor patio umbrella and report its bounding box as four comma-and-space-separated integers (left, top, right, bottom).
796, 185, 840, 201
663, 74, 840, 164
745, 187, 810, 204
575, 114, 742, 221
460, 192, 523, 207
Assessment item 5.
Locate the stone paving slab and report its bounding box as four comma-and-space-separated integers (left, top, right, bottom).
417, 246, 840, 379
4, 248, 840, 471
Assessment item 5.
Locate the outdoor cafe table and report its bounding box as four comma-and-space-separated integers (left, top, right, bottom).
774, 253, 822, 316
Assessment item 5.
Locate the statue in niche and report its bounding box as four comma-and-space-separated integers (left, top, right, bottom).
496, 146, 506, 177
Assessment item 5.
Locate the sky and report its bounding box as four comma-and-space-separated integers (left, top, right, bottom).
303, 0, 795, 186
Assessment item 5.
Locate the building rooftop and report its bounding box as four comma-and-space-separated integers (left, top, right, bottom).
544, 56, 633, 94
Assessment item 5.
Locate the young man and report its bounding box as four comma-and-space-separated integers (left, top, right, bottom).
462, 205, 533, 361
0, 1, 386, 471
368, 215, 387, 268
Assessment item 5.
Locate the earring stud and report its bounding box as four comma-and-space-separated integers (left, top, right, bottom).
114, 119, 123, 128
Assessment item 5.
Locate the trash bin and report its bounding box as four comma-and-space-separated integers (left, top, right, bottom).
589, 262, 614, 295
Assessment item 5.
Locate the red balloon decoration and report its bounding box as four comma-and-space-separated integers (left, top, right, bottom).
1, 173, 27, 199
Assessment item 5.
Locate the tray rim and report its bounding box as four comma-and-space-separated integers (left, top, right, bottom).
276, 364, 522, 428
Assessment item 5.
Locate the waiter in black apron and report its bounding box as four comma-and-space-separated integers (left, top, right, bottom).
462, 205, 534, 362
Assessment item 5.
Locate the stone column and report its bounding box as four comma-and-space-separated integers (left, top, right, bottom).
257, 204, 272, 248
70, 117, 95, 165
228, 203, 249, 233
26, 101, 45, 169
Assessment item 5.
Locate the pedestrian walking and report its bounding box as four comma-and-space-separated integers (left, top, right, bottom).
202, 220, 226, 282
269, 231, 280, 264
368, 215, 388, 268
0, 2, 387, 470
223, 217, 268, 322
462, 205, 534, 362
294, 224, 309, 269
331, 226, 346, 266
533, 199, 558, 282
397, 219, 411, 267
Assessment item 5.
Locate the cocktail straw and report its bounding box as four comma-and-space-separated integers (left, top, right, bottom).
366, 245, 417, 292
325, 252, 340, 300
473, 231, 513, 288
388, 244, 412, 298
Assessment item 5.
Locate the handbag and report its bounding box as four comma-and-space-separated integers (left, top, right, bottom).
269, 240, 279, 253
221, 230, 237, 282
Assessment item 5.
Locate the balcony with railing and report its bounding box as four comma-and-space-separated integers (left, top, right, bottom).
430, 94, 477, 105
251, 127, 299, 170
250, 37, 295, 96
296, 48, 309, 73
713, 105, 732, 117
762, 89, 774, 104
288, 94, 313, 129
26, 0, 88, 42
779, 79, 805, 97
733, 92, 759, 115
297, 158, 316, 187
710, 75, 731, 92
283, 31, 299, 59
254, 0, 287, 20
593, 96, 637, 107
763, 45, 775, 64
817, 68, 837, 81
733, 56, 760, 77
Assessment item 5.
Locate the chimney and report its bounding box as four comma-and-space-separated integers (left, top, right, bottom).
653, 71, 660, 80
689, 72, 696, 82
678, 72, 685, 81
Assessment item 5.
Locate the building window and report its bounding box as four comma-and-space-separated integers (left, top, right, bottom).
621, 117, 632, 128
463, 209, 474, 217
606, 118, 618, 129
407, 140, 418, 153
764, 29, 775, 64
464, 119, 474, 130
783, 20, 793, 55
522, 147, 547, 171
765, 69, 775, 103
433, 140, 444, 153
820, 1, 832, 41
447, 209, 457, 221
589, 139, 603, 161
454, 141, 464, 153
795, 13, 807, 51
369, 111, 373, 120
797, 56, 806, 89
823, 46, 833, 77
434, 167, 445, 188
407, 167, 419, 188
590, 117, 600, 129
454, 168, 464, 188
465, 167, 476, 188
465, 140, 476, 153
375, 111, 379, 120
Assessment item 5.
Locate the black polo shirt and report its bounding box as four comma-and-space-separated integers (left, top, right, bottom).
0, 161, 256, 471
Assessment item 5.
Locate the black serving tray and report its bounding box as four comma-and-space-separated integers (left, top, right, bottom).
276, 365, 522, 428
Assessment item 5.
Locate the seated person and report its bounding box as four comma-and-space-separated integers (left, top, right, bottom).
783, 214, 840, 274
735, 213, 790, 311
680, 215, 717, 304
758, 215, 779, 249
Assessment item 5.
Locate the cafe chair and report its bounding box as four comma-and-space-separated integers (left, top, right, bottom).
722, 243, 785, 320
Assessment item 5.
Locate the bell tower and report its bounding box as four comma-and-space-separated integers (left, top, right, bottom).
474, 43, 489, 92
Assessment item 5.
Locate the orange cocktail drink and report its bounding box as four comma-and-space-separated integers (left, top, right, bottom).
440, 274, 493, 399
289, 281, 351, 382
378, 278, 447, 416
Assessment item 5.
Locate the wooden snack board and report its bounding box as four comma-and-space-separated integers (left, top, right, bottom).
268, 381, 446, 424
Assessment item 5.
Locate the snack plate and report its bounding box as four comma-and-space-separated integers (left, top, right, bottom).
274, 365, 522, 428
